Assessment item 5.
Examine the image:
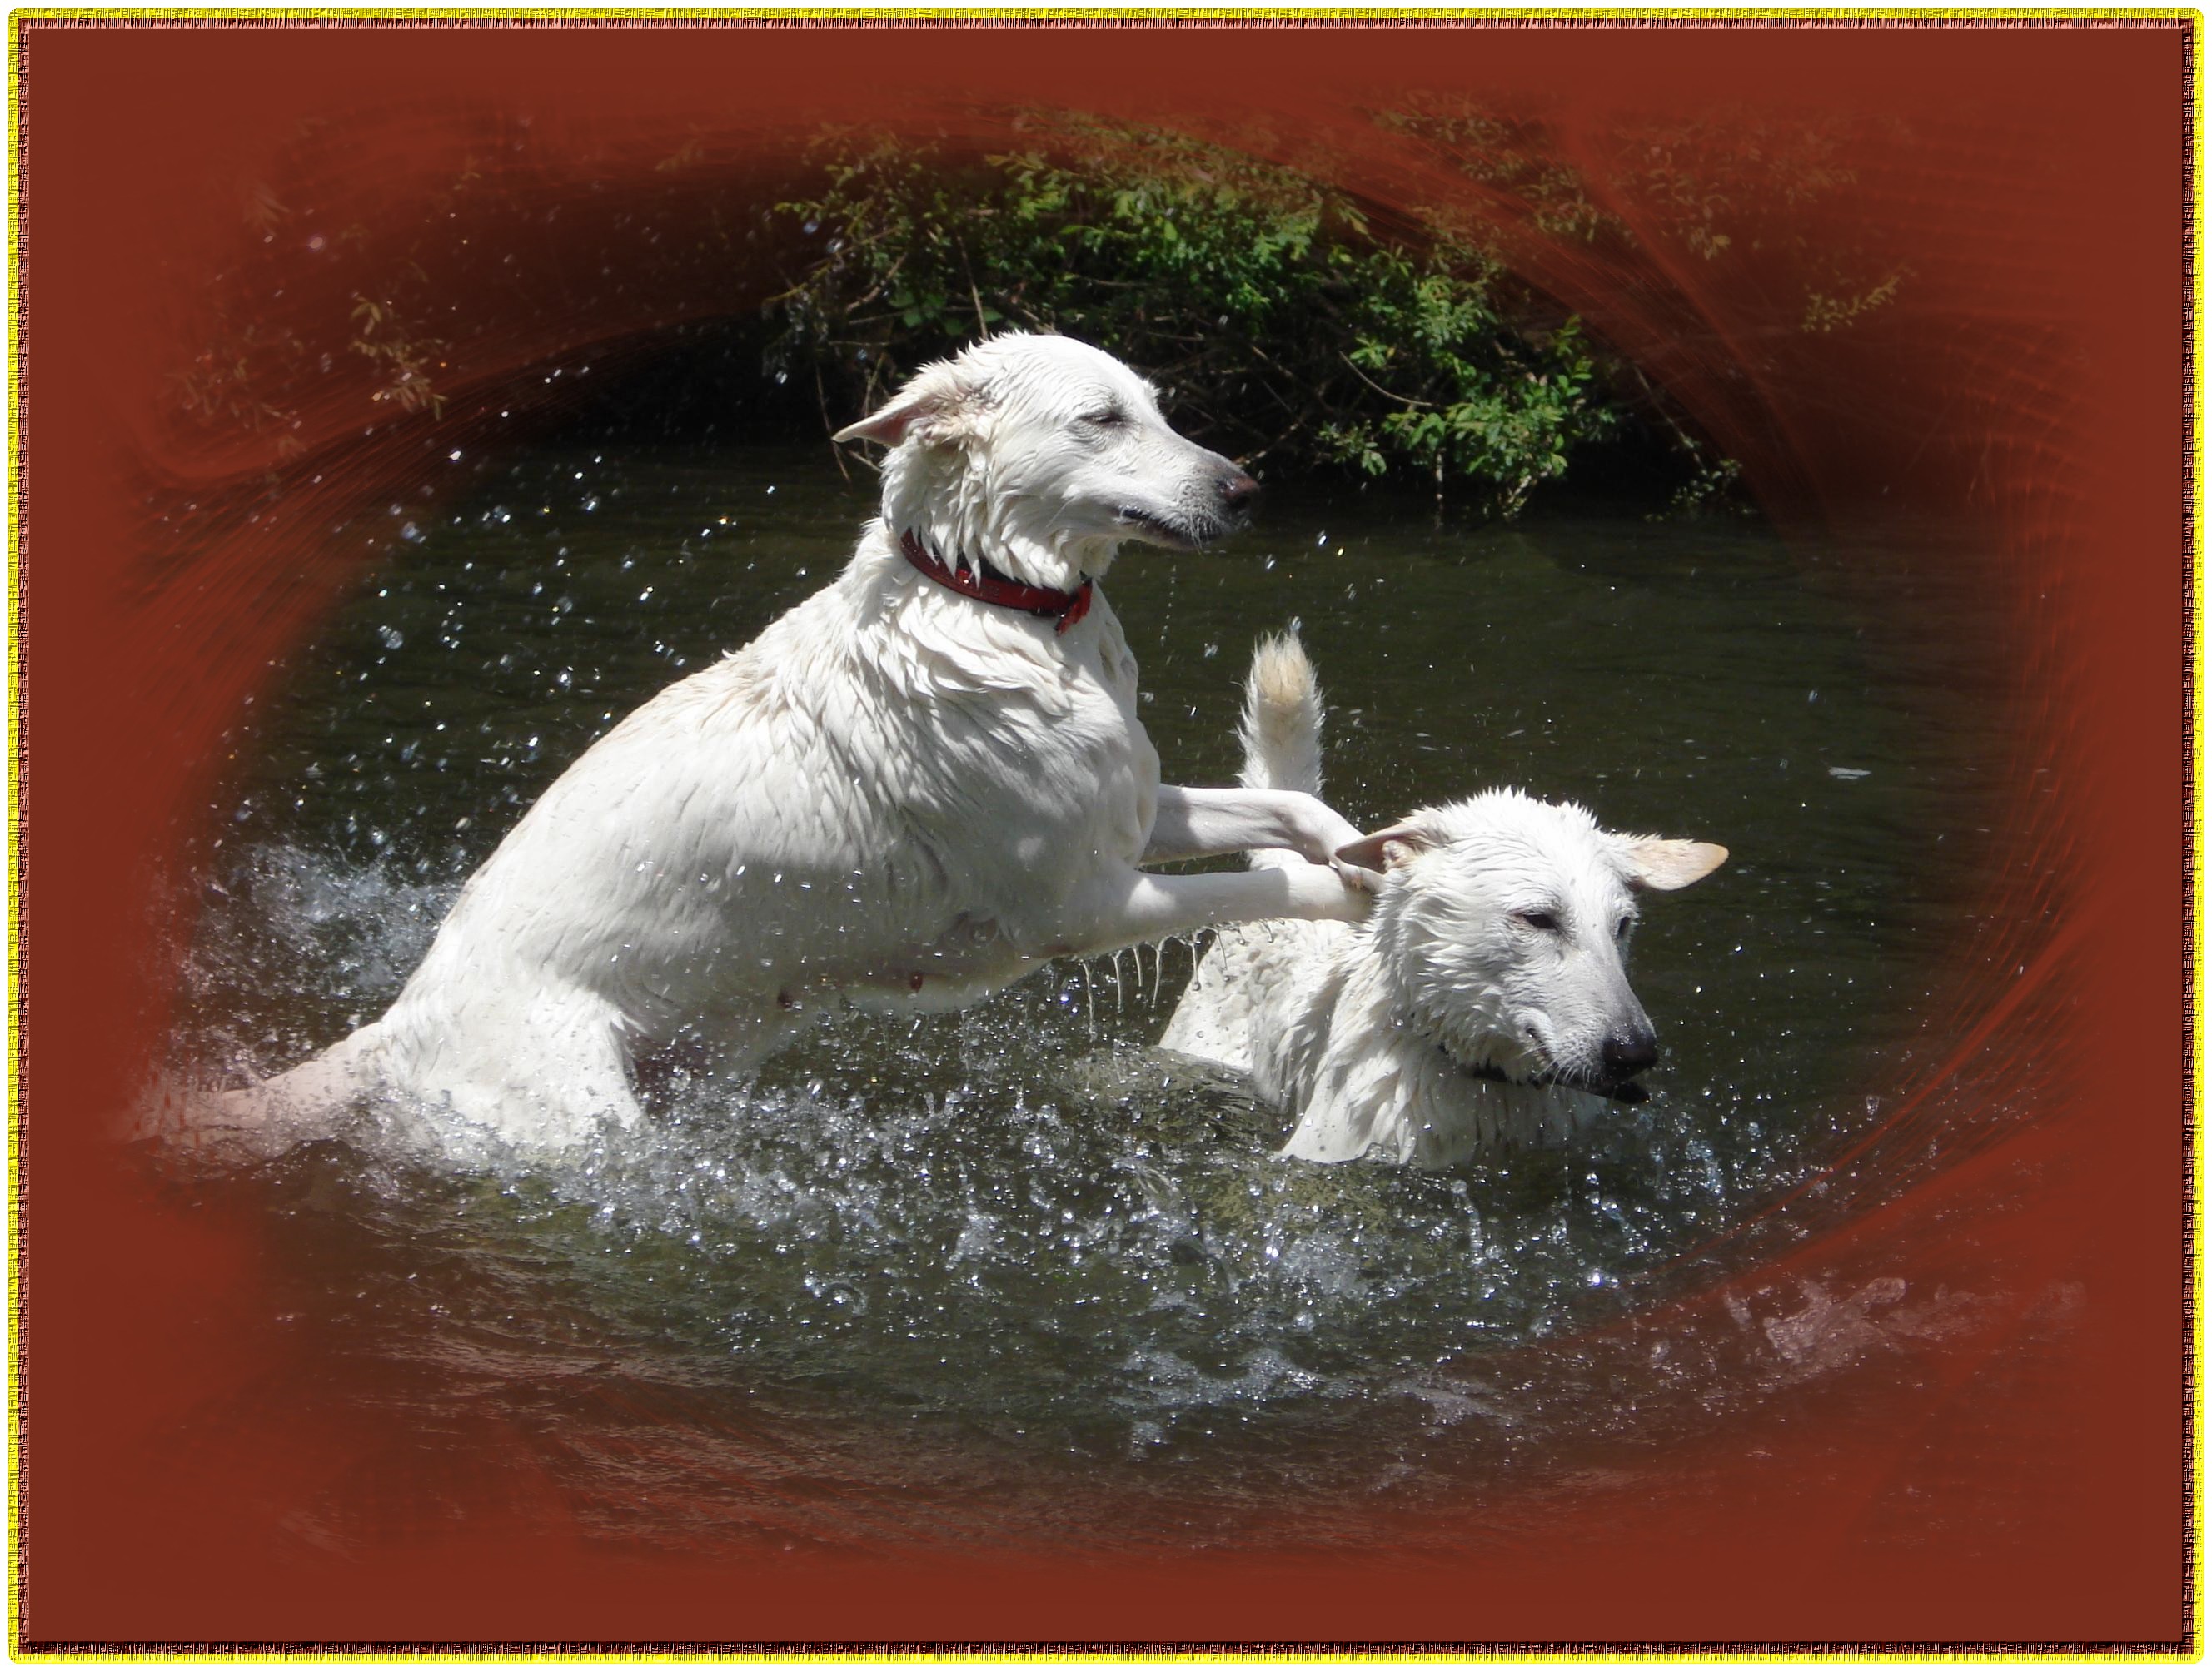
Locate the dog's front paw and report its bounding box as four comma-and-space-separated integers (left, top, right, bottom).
1331, 856, 1384, 894
1280, 792, 1368, 870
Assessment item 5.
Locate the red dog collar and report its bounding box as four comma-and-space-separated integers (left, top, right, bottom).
899, 529, 1094, 635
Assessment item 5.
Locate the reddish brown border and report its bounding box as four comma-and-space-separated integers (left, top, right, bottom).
12, 15, 2199, 1650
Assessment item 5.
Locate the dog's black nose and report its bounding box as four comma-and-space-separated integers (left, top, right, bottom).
1602, 1028, 1658, 1079
1217, 471, 1261, 513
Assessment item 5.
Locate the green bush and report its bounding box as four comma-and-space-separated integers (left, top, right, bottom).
767, 122, 1624, 518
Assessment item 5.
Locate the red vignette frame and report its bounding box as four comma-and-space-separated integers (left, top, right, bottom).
7, 15, 2200, 1654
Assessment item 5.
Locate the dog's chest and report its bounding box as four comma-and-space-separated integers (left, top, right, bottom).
901, 607, 1155, 872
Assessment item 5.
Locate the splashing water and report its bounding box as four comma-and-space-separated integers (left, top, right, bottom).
164, 444, 2020, 1536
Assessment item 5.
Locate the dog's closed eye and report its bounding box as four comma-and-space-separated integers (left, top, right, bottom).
1081, 407, 1128, 428
1513, 908, 1562, 933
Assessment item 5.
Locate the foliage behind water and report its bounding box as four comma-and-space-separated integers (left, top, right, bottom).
770, 125, 1632, 515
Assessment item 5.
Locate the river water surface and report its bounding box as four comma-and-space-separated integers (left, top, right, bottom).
167, 440, 2016, 1555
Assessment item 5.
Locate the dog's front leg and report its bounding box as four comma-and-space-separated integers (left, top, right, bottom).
1053, 863, 1368, 962
1145, 785, 1368, 868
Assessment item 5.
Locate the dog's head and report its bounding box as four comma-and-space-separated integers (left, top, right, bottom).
1338, 792, 1726, 1099
834, 333, 1258, 589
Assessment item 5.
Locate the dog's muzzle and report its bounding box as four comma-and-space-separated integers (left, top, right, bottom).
1118, 467, 1259, 550
1457, 1057, 1651, 1106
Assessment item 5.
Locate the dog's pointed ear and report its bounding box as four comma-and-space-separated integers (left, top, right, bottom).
831, 362, 975, 448
1336, 824, 1437, 873
1616, 837, 1729, 892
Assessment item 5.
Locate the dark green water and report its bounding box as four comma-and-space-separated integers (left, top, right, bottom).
169, 442, 2014, 1547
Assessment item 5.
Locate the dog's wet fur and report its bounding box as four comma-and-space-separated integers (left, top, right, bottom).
192, 337, 1378, 1160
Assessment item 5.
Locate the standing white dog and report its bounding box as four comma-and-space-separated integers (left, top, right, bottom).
1161, 634, 1726, 1168
211, 336, 1372, 1157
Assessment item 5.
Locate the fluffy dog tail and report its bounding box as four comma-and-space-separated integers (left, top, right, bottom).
1238, 629, 1325, 796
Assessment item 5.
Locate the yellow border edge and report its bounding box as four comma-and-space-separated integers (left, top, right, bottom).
0, 6, 2205, 22
10, 3, 26, 1665
2189, 7, 2205, 1665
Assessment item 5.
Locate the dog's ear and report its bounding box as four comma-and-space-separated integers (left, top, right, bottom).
1615, 836, 1729, 892
831, 362, 976, 449
1336, 824, 1437, 873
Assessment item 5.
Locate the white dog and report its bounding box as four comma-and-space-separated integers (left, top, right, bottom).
207, 336, 1373, 1157
1161, 634, 1726, 1168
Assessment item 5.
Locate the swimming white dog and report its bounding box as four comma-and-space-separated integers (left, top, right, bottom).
206, 336, 1373, 1157
1161, 634, 1726, 1167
